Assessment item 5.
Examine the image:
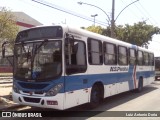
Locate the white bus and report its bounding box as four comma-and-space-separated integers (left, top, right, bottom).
155, 57, 160, 80
2, 25, 155, 110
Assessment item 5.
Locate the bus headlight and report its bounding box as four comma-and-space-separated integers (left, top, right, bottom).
46, 83, 63, 96
13, 84, 20, 93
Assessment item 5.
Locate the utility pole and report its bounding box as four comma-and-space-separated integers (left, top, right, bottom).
111, 0, 139, 38
111, 0, 115, 38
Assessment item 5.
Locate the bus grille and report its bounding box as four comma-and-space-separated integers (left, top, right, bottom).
23, 97, 41, 103
18, 82, 48, 89
22, 91, 44, 95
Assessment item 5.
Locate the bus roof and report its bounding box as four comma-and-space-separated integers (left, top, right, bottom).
20, 24, 154, 54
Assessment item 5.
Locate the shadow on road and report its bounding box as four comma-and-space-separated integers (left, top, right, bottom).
97, 84, 158, 111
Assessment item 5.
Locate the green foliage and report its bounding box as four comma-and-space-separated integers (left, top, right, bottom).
0, 7, 19, 51
85, 25, 103, 34
115, 21, 160, 46
84, 21, 160, 47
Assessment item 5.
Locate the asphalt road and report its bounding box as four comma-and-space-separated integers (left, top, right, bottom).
1, 81, 160, 120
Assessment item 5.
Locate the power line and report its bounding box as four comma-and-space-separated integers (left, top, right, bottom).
124, 0, 150, 23
120, 0, 140, 21
131, 0, 158, 25
31, 0, 108, 26
117, 0, 139, 22
139, 2, 158, 25
120, 0, 158, 26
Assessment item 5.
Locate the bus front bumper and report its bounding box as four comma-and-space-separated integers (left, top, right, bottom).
12, 90, 65, 110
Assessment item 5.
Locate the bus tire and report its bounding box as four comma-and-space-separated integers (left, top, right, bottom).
89, 84, 102, 109
136, 78, 143, 93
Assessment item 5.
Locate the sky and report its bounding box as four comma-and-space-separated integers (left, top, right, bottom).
0, 0, 160, 56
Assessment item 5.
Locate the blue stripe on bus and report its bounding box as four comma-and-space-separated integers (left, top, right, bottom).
64, 70, 154, 92
14, 70, 154, 93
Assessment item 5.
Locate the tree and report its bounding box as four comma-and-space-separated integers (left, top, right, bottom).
85, 25, 103, 34
84, 21, 160, 47
0, 7, 19, 52
115, 21, 160, 47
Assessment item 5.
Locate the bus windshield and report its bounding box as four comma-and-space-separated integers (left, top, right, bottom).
14, 40, 62, 81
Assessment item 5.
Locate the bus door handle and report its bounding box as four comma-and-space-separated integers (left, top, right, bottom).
83, 79, 88, 84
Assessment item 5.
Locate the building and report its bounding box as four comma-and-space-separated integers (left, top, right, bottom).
0, 12, 42, 73
13, 12, 42, 31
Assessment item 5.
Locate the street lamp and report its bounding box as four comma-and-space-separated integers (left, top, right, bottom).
78, 0, 139, 38
91, 14, 98, 26
77, 1, 111, 26
115, 0, 139, 22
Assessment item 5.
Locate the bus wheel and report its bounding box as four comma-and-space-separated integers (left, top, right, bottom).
89, 84, 101, 108
137, 78, 143, 92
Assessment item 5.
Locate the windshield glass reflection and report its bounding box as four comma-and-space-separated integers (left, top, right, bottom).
14, 40, 62, 81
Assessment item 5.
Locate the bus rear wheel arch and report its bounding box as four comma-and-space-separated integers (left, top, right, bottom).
89, 82, 104, 109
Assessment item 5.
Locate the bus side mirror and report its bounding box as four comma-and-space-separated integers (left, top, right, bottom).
2, 41, 9, 58
2, 41, 14, 66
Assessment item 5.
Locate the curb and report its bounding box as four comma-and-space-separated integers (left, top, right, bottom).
0, 104, 25, 111
0, 97, 25, 111
0, 85, 12, 88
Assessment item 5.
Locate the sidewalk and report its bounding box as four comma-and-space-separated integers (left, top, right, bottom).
0, 83, 21, 110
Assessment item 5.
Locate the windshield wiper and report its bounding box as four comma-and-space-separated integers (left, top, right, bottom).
30, 39, 48, 79
21, 41, 27, 54
21, 41, 32, 62
30, 39, 48, 61
34, 39, 48, 54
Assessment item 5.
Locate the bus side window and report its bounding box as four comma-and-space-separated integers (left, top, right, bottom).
137, 51, 144, 66
65, 40, 87, 75
118, 46, 128, 65
149, 53, 154, 66
103, 42, 117, 65
144, 52, 149, 66
88, 38, 103, 65
129, 48, 136, 65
